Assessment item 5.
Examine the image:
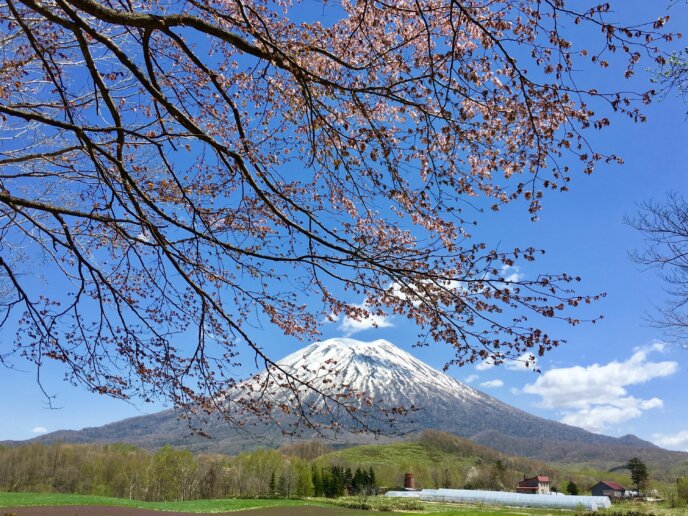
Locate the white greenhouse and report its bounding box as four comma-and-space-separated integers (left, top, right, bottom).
385, 488, 612, 511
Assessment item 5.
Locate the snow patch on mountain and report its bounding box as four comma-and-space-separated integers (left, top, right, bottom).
264, 338, 488, 408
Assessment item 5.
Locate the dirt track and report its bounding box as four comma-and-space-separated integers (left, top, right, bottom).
0, 506, 369, 516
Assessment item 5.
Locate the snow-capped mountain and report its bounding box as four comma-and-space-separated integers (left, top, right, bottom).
265, 338, 481, 405
239, 338, 484, 415
224, 338, 496, 437
18, 338, 674, 463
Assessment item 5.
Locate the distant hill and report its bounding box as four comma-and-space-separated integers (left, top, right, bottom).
313, 430, 560, 490
8, 338, 688, 470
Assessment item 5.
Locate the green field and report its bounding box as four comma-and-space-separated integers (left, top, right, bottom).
0, 492, 587, 515
8, 491, 682, 515
0, 492, 316, 512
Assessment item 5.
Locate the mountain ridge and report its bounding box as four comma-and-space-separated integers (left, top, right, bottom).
6, 338, 686, 466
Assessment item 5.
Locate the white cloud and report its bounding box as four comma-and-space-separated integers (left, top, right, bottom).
339, 301, 393, 336
504, 352, 538, 371
475, 359, 495, 371
501, 264, 523, 283
510, 387, 521, 395
135, 230, 152, 244
476, 352, 536, 372
480, 379, 504, 389
638, 341, 668, 354
653, 430, 688, 451
387, 281, 423, 307
324, 312, 340, 324
561, 398, 663, 432
522, 344, 677, 433
387, 279, 462, 308
31, 426, 47, 434
464, 374, 478, 384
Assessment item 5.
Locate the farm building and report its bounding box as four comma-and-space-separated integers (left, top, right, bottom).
591, 481, 626, 498
516, 475, 550, 495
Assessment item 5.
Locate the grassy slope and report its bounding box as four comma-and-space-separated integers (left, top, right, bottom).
316, 431, 676, 495
322, 431, 553, 469
323, 441, 466, 468
315, 431, 555, 489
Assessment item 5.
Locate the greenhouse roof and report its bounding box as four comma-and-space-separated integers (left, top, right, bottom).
386, 488, 611, 511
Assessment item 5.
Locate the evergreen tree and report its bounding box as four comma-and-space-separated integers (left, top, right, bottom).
311, 466, 323, 497
278, 473, 288, 498
328, 466, 345, 497
351, 468, 363, 494
343, 467, 353, 495
269, 471, 276, 497
627, 457, 649, 493
566, 481, 579, 496
322, 469, 334, 498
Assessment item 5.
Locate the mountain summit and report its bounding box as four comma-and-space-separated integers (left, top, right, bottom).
20, 338, 681, 464
256, 338, 483, 413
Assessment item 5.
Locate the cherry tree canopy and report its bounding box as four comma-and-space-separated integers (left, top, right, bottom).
0, 0, 673, 432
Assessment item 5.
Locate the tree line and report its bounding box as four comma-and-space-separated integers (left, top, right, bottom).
0, 443, 315, 502
0, 442, 391, 502
1, 437, 667, 503
310, 466, 376, 498
0, 439, 538, 501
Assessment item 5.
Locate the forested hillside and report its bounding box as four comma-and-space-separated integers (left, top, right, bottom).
0, 431, 657, 502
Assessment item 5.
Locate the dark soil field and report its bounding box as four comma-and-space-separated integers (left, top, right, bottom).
0, 506, 371, 516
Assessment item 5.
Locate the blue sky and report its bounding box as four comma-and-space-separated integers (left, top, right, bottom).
1, 1, 688, 450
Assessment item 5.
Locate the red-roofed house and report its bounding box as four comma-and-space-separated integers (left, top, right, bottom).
516, 475, 550, 495
591, 481, 626, 498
